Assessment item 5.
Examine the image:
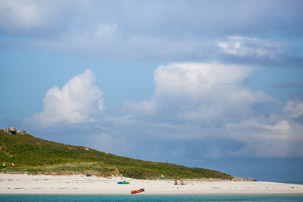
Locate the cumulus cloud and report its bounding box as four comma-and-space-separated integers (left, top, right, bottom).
25, 69, 104, 127
125, 63, 273, 121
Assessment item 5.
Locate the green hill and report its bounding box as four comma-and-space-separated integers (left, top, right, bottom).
0, 129, 232, 180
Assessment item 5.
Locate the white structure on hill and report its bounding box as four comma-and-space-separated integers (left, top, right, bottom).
3, 127, 27, 135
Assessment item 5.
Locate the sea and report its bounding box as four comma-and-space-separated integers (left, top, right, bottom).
1, 195, 303, 202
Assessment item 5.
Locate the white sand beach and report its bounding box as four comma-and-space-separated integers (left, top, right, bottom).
1, 173, 303, 195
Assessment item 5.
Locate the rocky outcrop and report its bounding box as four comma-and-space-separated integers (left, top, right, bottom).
3, 127, 27, 135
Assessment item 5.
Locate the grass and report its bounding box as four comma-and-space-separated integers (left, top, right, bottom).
11, 162, 119, 176
0, 130, 233, 180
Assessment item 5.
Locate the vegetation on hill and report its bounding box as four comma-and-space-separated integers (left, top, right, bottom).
0, 130, 233, 180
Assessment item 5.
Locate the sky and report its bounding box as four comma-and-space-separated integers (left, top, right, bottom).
1, 0, 303, 182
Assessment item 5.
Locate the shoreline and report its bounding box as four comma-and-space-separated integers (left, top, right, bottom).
2, 193, 303, 196
1, 173, 303, 195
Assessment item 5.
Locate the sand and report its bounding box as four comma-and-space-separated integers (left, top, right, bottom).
1, 173, 303, 195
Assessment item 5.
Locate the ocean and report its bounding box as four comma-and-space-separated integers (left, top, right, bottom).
0, 194, 303, 202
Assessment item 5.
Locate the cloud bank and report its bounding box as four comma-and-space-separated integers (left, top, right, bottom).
1, 0, 302, 64
119, 63, 303, 159
24, 64, 302, 159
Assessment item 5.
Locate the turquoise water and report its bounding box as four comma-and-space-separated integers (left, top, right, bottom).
1, 195, 303, 202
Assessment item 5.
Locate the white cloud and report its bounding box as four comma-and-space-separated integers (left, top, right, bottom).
217, 36, 281, 57
154, 63, 254, 98
125, 62, 273, 121
26, 69, 104, 127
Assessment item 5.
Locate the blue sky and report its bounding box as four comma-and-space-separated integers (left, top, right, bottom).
1, 0, 303, 182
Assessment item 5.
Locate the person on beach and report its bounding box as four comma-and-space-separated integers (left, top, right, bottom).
3, 162, 5, 169
161, 174, 164, 179
180, 180, 184, 185
174, 180, 178, 185
12, 163, 15, 169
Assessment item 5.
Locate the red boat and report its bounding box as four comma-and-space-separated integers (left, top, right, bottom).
131, 188, 144, 194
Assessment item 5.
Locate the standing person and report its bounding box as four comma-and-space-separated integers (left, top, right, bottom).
161, 174, 164, 179
120, 173, 123, 180
12, 162, 15, 169
3, 162, 5, 169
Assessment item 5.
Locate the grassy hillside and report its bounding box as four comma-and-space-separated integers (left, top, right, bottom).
0, 130, 233, 180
